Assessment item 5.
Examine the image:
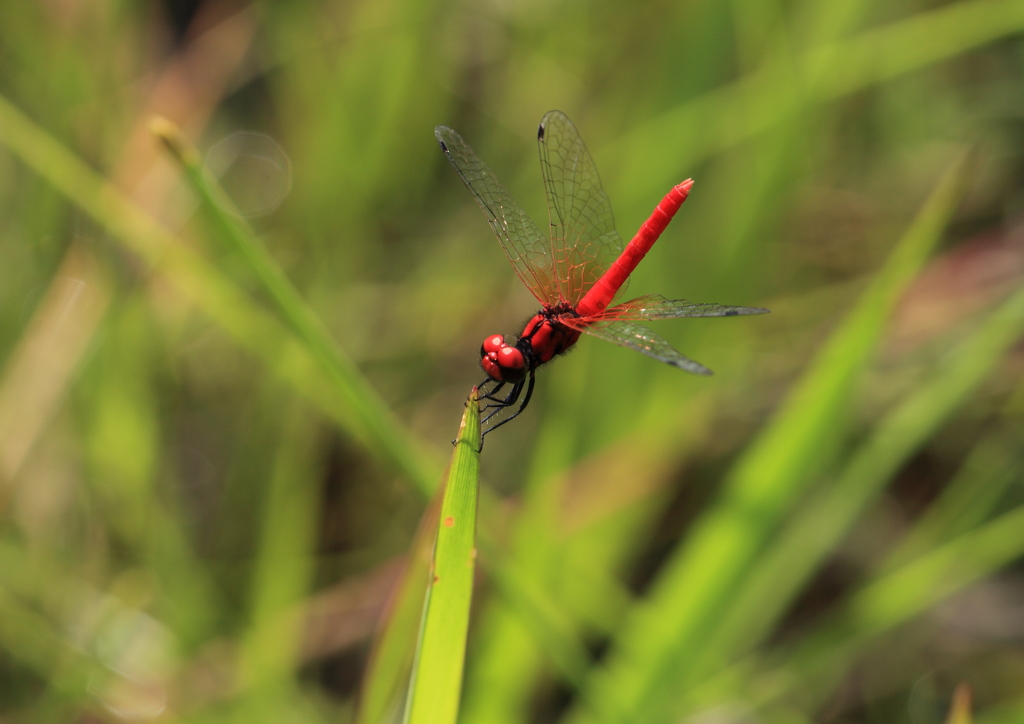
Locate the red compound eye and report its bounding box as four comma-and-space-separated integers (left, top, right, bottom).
481, 354, 502, 380
481, 334, 505, 357
496, 346, 526, 382
479, 334, 527, 382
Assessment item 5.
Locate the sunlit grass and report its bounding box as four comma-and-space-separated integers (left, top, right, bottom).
402, 389, 480, 724
1, 1, 1024, 724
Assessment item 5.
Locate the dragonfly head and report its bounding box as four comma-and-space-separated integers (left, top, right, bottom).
480, 334, 527, 383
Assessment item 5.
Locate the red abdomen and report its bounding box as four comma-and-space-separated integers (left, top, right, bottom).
575, 179, 693, 318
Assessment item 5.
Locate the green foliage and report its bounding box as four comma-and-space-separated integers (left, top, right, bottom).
403, 390, 480, 724
1, 2, 1024, 724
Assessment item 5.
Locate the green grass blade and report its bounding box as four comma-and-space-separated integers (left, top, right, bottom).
158, 118, 598, 714
3, 112, 597, 709
0, 544, 110, 698
851, 505, 1024, 639
236, 403, 321, 695
568, 151, 970, 724
404, 390, 481, 724
357, 493, 443, 724
693, 500, 1024, 719
977, 696, 1024, 724
481, 546, 594, 687
0, 94, 438, 495
607, 0, 1024, 208
783, 501, 1024, 702
0, 584, 104, 698
151, 118, 438, 497
882, 380, 1024, 571
83, 302, 220, 649
675, 265, 1024, 702
946, 684, 974, 724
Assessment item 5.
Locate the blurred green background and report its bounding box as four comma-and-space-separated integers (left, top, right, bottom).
2, 0, 1024, 722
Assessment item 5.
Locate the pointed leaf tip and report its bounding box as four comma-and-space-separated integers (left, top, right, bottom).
403, 386, 481, 724
149, 116, 200, 167
944, 683, 973, 724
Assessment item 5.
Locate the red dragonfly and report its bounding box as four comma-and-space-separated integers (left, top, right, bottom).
436, 111, 768, 438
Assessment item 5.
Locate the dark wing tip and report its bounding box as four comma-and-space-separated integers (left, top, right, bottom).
724, 306, 771, 317
538, 110, 570, 140
434, 125, 453, 148
671, 357, 713, 375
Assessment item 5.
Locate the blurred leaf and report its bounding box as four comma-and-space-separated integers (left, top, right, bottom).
236, 403, 321, 695
674, 496, 1024, 720
608, 0, 1024, 207
568, 151, 970, 724
82, 299, 219, 650
852, 504, 1024, 641
357, 494, 443, 724
159, 114, 619, 722
3, 2, 1024, 722
0, 544, 108, 699
673, 245, 1024, 717
977, 696, 1024, 724
403, 390, 480, 724
153, 117, 439, 498
0, 585, 103, 699
0, 93, 439, 495
945, 684, 973, 724
771, 501, 1024, 709
883, 380, 1024, 571
0, 244, 109, 485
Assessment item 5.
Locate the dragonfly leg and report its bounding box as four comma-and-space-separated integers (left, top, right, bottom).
480, 379, 524, 426
480, 370, 536, 443
476, 378, 528, 451
477, 378, 508, 404
482, 397, 518, 412
453, 378, 520, 447
453, 378, 502, 446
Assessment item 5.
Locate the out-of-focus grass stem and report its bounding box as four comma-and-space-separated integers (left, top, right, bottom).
151, 117, 438, 497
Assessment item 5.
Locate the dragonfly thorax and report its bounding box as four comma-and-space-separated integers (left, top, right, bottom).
479, 307, 582, 384
521, 310, 582, 365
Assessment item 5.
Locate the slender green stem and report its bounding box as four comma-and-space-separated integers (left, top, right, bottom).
404, 389, 481, 724
153, 117, 439, 497
0, 95, 438, 494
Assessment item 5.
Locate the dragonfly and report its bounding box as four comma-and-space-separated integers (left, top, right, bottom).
436, 110, 768, 440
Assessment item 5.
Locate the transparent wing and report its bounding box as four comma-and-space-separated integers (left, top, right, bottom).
436, 125, 554, 304
537, 110, 625, 305
565, 318, 713, 375
602, 294, 771, 320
